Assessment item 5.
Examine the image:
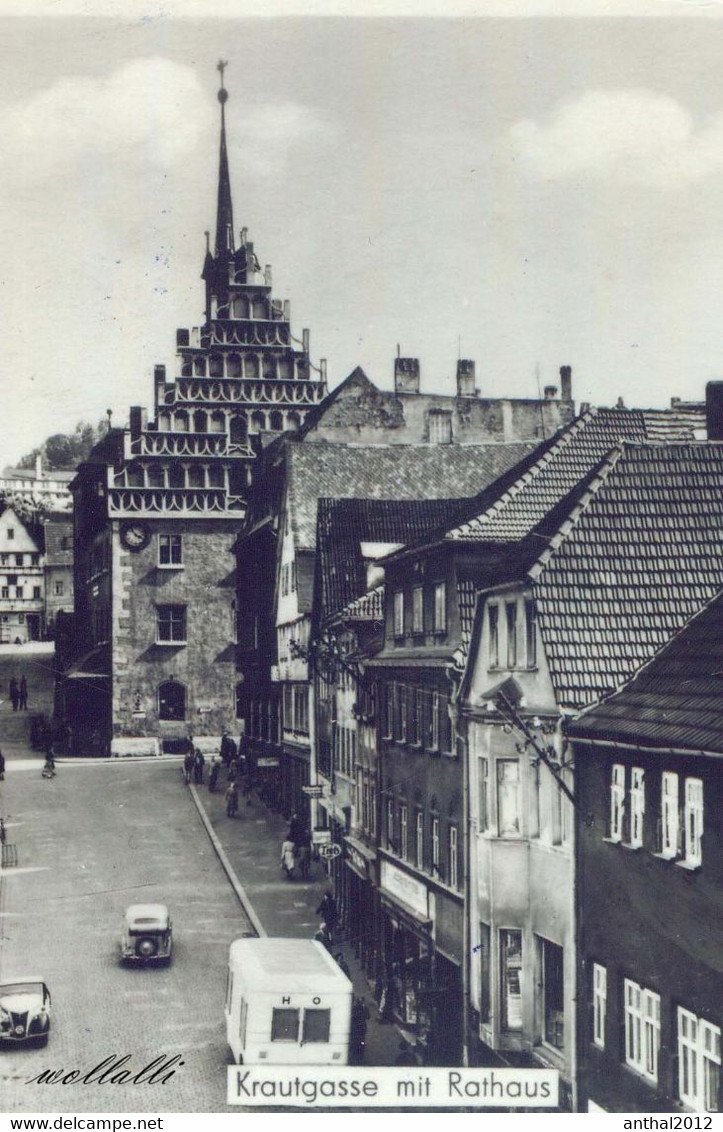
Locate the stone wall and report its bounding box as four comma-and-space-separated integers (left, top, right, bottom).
110, 518, 240, 744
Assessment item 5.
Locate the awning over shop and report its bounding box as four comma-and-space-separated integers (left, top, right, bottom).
63, 646, 110, 679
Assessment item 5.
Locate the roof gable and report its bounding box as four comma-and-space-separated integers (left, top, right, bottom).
531, 441, 723, 708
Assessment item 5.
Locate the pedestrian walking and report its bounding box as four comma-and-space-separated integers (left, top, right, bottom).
183, 749, 194, 785
297, 834, 311, 880
350, 997, 370, 1064
220, 730, 236, 766
0, 748, 5, 780
9, 679, 19, 712
227, 755, 239, 783
193, 748, 205, 784
225, 780, 239, 818
316, 891, 339, 933
208, 756, 220, 792
18, 675, 28, 711
280, 837, 296, 879
288, 812, 305, 843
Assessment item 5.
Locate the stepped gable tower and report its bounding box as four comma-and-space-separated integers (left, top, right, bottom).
117, 61, 327, 522
66, 65, 327, 756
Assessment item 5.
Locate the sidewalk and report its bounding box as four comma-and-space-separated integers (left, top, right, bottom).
190, 774, 405, 1067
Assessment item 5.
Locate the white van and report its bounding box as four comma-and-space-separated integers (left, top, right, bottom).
225, 937, 353, 1065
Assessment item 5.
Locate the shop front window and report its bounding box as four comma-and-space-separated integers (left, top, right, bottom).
500, 929, 523, 1032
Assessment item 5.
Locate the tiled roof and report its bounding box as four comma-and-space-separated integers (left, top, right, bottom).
287, 441, 536, 550
317, 497, 468, 619
446, 408, 651, 543
530, 441, 723, 709
640, 405, 706, 441
567, 589, 723, 754
454, 579, 479, 669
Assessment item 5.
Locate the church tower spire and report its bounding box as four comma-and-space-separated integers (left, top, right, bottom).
215, 60, 235, 257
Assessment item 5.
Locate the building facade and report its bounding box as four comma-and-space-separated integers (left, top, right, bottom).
0, 506, 45, 643
568, 592, 723, 1114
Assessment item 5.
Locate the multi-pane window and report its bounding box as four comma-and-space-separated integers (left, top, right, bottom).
525, 600, 537, 667
506, 602, 518, 668
497, 759, 521, 837
489, 604, 499, 667
684, 778, 704, 867
156, 604, 186, 643
610, 763, 625, 842
661, 771, 679, 858
415, 811, 424, 868
624, 979, 661, 1083
413, 688, 423, 745
449, 825, 459, 888
400, 805, 408, 859
399, 686, 407, 744
393, 591, 404, 638
500, 930, 523, 1032
629, 767, 645, 848
430, 692, 440, 751
540, 938, 565, 1050
158, 534, 182, 566
678, 1007, 720, 1112
429, 410, 452, 444
433, 582, 446, 633
431, 816, 440, 874
412, 586, 424, 634
478, 757, 489, 832
592, 963, 607, 1049
387, 799, 395, 851
32, 586, 41, 599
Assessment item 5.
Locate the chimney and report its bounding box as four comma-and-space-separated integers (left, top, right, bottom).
559, 365, 573, 401
129, 406, 148, 439
544, 385, 557, 400
457, 359, 476, 397
706, 381, 723, 440
154, 365, 166, 408
394, 356, 420, 395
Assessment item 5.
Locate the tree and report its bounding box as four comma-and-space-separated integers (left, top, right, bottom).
17, 419, 108, 471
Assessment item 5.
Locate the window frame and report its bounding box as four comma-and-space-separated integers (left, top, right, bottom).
592, 963, 607, 1050
158, 533, 183, 568
684, 777, 704, 867
156, 603, 187, 645
393, 591, 405, 639
449, 824, 459, 889
678, 1006, 721, 1113
489, 604, 500, 668
629, 767, 645, 848
506, 601, 518, 668
412, 586, 424, 635
610, 763, 625, 843
624, 978, 660, 1084
661, 771, 679, 858
433, 582, 447, 634
525, 599, 537, 668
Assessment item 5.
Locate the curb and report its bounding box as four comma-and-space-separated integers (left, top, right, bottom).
188, 784, 267, 938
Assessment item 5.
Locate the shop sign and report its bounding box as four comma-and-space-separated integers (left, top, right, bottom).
256, 756, 280, 768
302, 784, 324, 798
319, 843, 342, 860
381, 861, 429, 920
312, 829, 332, 845
346, 845, 368, 877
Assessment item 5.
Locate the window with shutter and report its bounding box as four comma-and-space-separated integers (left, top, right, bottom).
592, 963, 606, 1049
629, 767, 645, 848
610, 764, 625, 842
684, 778, 704, 867
661, 772, 679, 858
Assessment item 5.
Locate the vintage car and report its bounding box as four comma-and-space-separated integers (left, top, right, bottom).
121, 903, 173, 965
0, 977, 51, 1045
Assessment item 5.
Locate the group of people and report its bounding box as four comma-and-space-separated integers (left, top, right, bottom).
6, 676, 28, 712
182, 745, 206, 785
280, 812, 312, 881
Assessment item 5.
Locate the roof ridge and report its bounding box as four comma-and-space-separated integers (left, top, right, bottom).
527, 445, 625, 582
448, 408, 598, 538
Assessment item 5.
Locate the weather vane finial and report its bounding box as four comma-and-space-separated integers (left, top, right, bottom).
217, 59, 228, 103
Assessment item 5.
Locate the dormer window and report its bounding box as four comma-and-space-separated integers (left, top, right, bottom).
428, 411, 452, 445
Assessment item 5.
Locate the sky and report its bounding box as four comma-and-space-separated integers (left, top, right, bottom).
3, 3, 723, 464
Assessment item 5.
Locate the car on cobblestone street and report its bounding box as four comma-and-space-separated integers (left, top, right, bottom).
0, 977, 52, 1046
120, 903, 173, 965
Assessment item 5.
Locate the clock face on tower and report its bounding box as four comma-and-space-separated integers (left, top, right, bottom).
120, 522, 151, 552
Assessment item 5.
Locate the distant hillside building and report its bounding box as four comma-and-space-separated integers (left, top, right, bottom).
0, 506, 45, 643
0, 455, 74, 512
